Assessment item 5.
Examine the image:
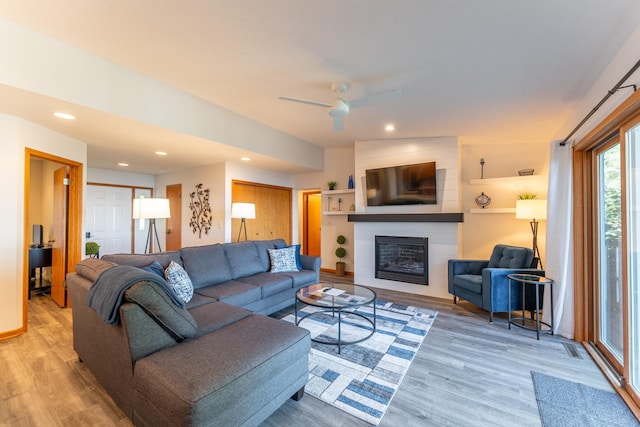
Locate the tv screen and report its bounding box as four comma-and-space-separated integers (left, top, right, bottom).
366, 161, 437, 206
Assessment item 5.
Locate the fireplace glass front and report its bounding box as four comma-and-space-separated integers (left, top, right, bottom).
375, 236, 428, 285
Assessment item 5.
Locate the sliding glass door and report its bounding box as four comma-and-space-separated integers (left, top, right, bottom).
626, 122, 640, 399
595, 141, 624, 370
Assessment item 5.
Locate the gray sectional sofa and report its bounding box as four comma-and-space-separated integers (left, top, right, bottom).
66, 239, 320, 426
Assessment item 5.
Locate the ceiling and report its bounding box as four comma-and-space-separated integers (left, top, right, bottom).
1, 1, 640, 175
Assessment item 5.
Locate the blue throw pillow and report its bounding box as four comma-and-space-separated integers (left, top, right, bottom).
141, 261, 165, 278
276, 243, 302, 270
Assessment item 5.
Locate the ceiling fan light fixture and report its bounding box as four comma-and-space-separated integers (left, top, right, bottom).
329, 99, 349, 117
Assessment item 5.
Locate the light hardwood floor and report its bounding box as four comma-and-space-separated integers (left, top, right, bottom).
1, 273, 611, 426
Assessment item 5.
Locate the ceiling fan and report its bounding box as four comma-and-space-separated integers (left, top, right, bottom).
279, 82, 401, 132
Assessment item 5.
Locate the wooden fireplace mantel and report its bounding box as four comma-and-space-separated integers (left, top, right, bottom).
347, 213, 464, 223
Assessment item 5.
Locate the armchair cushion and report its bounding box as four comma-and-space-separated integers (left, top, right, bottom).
488, 245, 533, 269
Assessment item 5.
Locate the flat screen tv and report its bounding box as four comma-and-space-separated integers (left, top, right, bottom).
365, 161, 437, 206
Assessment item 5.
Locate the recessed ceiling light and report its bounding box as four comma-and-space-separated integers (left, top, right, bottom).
117, 162, 129, 167
155, 151, 168, 156
53, 112, 76, 120
241, 157, 251, 161
385, 124, 396, 132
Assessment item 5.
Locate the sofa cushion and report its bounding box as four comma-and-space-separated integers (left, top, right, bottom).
237, 272, 293, 298
453, 274, 483, 294
75, 258, 116, 282
488, 245, 533, 269
185, 293, 218, 310
279, 269, 318, 287
268, 247, 299, 273
195, 281, 262, 307
181, 244, 232, 289
188, 301, 253, 336
253, 239, 286, 270
101, 251, 182, 268
164, 261, 194, 303
124, 281, 197, 341
223, 241, 266, 279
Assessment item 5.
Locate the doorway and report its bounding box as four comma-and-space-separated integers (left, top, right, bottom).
24, 149, 82, 320
303, 191, 321, 256
166, 184, 182, 251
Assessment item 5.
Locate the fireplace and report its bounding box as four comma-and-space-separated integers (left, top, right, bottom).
375, 236, 428, 285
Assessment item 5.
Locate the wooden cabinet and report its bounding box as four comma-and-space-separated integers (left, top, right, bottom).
232, 181, 292, 242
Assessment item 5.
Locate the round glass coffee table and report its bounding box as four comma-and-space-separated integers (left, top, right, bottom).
295, 283, 377, 354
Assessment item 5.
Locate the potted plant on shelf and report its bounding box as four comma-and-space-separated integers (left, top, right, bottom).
335, 235, 346, 276
327, 181, 337, 191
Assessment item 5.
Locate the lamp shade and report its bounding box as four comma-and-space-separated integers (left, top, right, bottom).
516, 199, 547, 221
132, 198, 171, 219
231, 202, 256, 219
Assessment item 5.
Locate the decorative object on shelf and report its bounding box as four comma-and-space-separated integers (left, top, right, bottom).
518, 191, 538, 200
518, 168, 534, 176
189, 184, 212, 239
231, 202, 256, 242
349, 203, 356, 211
133, 197, 171, 253
327, 196, 332, 211
335, 235, 346, 276
480, 158, 485, 179
328, 181, 337, 190
348, 175, 354, 189
475, 192, 491, 208
516, 198, 547, 269
338, 198, 342, 211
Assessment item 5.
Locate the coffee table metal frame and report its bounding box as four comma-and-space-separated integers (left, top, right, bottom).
295, 283, 377, 354
507, 273, 554, 340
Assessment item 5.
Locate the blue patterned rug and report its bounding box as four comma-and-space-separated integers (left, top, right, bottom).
283, 300, 437, 425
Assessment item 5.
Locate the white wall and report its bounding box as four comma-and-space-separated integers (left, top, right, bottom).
460, 142, 550, 261
352, 137, 460, 299
0, 115, 86, 336
154, 163, 227, 248
88, 167, 155, 188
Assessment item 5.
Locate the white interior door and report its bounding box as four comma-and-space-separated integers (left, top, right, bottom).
86, 185, 133, 256
134, 188, 152, 253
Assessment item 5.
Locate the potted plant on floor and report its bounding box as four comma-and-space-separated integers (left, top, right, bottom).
335, 235, 346, 276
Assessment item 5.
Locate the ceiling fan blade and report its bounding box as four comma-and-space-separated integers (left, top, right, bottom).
278, 96, 331, 108
348, 89, 402, 109
333, 116, 344, 132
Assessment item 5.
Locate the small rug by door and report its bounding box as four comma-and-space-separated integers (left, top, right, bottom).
531, 371, 639, 426
283, 300, 437, 425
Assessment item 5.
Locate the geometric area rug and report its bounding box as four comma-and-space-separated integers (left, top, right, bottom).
531, 371, 639, 427
282, 301, 438, 425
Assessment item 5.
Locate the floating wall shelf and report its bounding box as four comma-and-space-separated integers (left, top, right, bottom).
469, 175, 538, 185
470, 208, 516, 214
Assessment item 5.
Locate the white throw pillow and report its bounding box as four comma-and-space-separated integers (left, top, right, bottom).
164, 261, 194, 303
268, 246, 299, 273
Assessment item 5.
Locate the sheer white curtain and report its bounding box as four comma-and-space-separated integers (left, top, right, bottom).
544, 141, 574, 338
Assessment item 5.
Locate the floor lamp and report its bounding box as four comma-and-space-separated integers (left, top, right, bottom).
231, 203, 256, 242
516, 199, 547, 269
133, 198, 171, 253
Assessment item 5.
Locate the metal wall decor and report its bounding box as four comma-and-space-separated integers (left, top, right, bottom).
189, 183, 212, 238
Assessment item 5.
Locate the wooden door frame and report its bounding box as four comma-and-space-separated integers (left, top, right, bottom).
23, 149, 83, 329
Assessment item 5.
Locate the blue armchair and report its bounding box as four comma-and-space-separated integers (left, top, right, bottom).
448, 244, 544, 322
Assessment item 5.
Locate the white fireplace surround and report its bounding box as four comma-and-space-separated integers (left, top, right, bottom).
353, 137, 460, 299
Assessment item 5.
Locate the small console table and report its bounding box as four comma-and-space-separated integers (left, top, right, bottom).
29, 246, 52, 299
507, 273, 554, 340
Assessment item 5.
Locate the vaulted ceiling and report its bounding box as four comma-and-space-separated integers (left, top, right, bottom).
1, 1, 639, 174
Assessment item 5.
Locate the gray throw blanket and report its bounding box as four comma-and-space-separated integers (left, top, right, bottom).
86, 265, 185, 324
